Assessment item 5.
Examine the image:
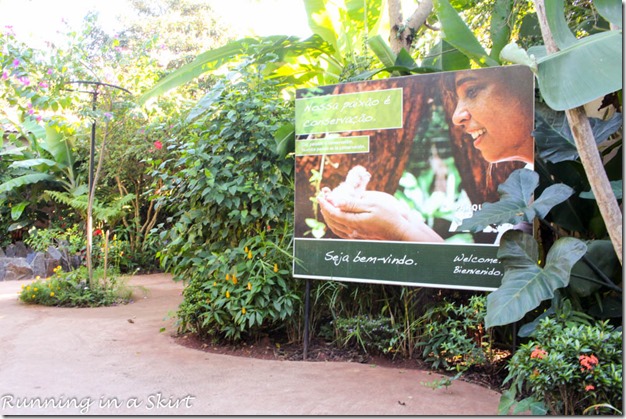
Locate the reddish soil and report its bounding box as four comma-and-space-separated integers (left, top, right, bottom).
175, 333, 510, 392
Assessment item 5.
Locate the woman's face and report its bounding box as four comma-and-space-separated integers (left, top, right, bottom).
452, 70, 533, 164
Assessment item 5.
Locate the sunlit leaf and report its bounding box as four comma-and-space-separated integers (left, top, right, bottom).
433, 0, 499, 67
531, 30, 622, 111
489, 0, 513, 61
10, 202, 28, 221
368, 35, 395, 68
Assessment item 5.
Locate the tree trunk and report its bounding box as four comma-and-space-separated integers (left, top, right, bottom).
535, 0, 623, 264
388, 0, 434, 55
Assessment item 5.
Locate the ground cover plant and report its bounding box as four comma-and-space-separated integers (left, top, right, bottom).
18, 266, 133, 308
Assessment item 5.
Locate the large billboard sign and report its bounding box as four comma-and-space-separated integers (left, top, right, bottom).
293, 66, 535, 291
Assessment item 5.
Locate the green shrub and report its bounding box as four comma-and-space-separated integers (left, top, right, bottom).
501, 317, 622, 415
417, 295, 490, 371
25, 225, 85, 254
157, 65, 299, 341
18, 266, 132, 307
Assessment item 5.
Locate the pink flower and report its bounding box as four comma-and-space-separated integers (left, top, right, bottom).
4, 25, 14, 36
47, 68, 53, 75
1, 71, 8, 80
13, 59, 20, 67
18, 76, 30, 86
38, 81, 48, 89
154, 140, 163, 150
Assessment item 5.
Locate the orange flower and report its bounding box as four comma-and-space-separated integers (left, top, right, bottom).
232, 276, 238, 285
579, 354, 599, 371
226, 274, 230, 281
530, 346, 547, 359
585, 384, 595, 392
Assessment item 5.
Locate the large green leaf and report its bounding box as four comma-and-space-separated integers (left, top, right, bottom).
304, 0, 339, 54
534, 111, 623, 163
0, 173, 54, 194
368, 35, 396, 68
485, 231, 587, 328
580, 180, 623, 200
138, 37, 261, 105
530, 30, 622, 111
10, 202, 28, 221
41, 124, 74, 168
422, 39, 470, 71
433, 0, 499, 67
346, 0, 382, 35
459, 169, 574, 231
185, 79, 227, 123
570, 240, 621, 297
274, 123, 295, 158
489, 0, 514, 61
21, 118, 46, 143
9, 158, 61, 170
544, 0, 578, 49
594, 0, 622, 28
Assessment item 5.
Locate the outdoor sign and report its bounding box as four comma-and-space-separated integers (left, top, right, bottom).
293, 65, 535, 291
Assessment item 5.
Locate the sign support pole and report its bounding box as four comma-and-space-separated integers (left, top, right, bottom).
303, 278, 311, 360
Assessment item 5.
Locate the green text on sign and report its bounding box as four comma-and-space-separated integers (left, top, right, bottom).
295, 88, 403, 135
295, 135, 370, 156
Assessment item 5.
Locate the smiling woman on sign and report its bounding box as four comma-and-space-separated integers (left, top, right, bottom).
318, 66, 535, 243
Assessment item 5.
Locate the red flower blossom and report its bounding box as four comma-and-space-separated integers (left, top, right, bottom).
94, 229, 102, 236
530, 346, 547, 359
154, 140, 163, 150
579, 354, 599, 371
585, 384, 595, 392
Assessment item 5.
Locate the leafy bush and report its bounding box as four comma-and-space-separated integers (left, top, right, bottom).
18, 266, 133, 307
25, 225, 85, 254
157, 65, 299, 341
500, 316, 622, 415
334, 314, 401, 355
417, 295, 490, 371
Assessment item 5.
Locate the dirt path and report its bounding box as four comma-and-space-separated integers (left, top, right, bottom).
0, 274, 502, 415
